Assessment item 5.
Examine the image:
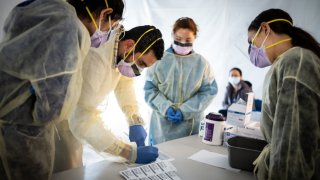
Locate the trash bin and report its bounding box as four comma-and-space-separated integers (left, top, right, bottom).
226, 136, 268, 171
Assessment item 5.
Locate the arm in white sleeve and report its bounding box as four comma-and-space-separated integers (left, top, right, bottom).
114, 75, 144, 126
69, 106, 137, 162
68, 51, 136, 162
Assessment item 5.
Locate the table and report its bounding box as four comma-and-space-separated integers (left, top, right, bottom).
53, 135, 255, 180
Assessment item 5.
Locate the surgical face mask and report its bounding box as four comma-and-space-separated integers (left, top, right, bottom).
90, 16, 113, 48
117, 59, 143, 77
117, 48, 143, 77
117, 28, 162, 77
248, 29, 271, 68
248, 19, 293, 68
172, 40, 193, 55
229, 77, 240, 86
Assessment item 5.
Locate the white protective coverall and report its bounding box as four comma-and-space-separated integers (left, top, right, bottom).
0, 0, 90, 179
255, 47, 320, 180
69, 25, 144, 162
144, 48, 218, 145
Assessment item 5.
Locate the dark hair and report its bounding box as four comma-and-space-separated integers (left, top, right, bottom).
68, 0, 124, 21
122, 25, 164, 60
173, 17, 198, 36
248, 8, 320, 59
230, 67, 242, 76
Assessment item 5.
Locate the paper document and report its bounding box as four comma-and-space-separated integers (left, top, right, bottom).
120, 161, 181, 180
188, 150, 240, 172
124, 151, 174, 168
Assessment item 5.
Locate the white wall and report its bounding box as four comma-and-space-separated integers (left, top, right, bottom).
121, 0, 320, 111
1, 0, 319, 136
0, 1, 22, 39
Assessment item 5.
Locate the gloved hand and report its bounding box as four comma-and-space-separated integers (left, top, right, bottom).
166, 107, 175, 117
135, 146, 159, 164
129, 125, 147, 146
166, 107, 183, 123
173, 109, 183, 123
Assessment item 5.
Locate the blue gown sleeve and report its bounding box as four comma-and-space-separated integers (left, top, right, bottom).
179, 64, 218, 120
144, 68, 173, 116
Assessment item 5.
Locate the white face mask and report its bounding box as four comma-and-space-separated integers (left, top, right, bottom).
229, 77, 240, 86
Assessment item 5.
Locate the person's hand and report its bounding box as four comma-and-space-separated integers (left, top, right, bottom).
135, 146, 159, 164
129, 125, 147, 146
166, 107, 177, 122
166, 107, 183, 123
173, 109, 183, 123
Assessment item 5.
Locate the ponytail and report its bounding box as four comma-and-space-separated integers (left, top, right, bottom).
248, 9, 320, 59
288, 26, 320, 59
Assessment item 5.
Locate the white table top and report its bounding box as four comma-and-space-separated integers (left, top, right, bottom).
53, 135, 255, 180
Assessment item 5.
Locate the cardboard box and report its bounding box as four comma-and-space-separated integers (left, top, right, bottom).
250, 111, 262, 122
226, 93, 254, 127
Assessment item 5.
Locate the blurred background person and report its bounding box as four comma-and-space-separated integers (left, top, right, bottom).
222, 67, 253, 109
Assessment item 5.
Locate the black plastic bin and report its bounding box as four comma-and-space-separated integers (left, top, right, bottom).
226, 136, 268, 171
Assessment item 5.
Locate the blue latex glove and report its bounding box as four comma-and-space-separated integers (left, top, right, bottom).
166, 107, 183, 123
135, 146, 159, 164
173, 109, 183, 123
129, 125, 147, 146
166, 107, 177, 122
166, 107, 176, 117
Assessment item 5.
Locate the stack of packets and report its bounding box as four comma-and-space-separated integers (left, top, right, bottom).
120, 161, 181, 180
226, 94, 254, 127
223, 121, 264, 146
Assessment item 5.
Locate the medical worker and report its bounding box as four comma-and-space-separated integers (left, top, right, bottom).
68, 0, 124, 48
69, 25, 164, 164
144, 17, 218, 145
53, 0, 125, 172
247, 9, 320, 180
0, 0, 122, 179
